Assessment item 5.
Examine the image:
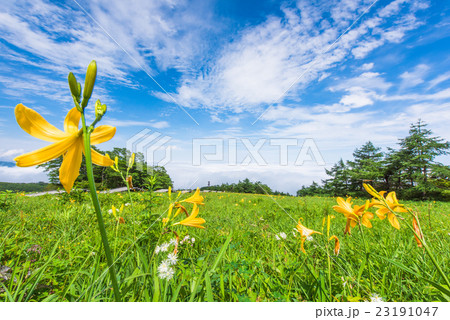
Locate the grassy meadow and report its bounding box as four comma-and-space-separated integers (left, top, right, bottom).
0, 190, 449, 302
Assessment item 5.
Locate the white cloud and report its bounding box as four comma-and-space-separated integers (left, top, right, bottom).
0, 166, 48, 183
103, 119, 170, 129
0, 149, 25, 159
166, 162, 327, 194
165, 0, 426, 113
399, 64, 430, 88
0, 0, 217, 87
427, 72, 450, 89
360, 62, 374, 71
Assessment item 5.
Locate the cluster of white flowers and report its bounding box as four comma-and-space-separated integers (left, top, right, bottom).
275, 232, 287, 240
157, 260, 175, 280
180, 235, 195, 245
155, 238, 178, 254
156, 242, 179, 280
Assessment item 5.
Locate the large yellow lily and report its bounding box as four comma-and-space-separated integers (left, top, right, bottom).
172, 204, 206, 229
370, 191, 406, 230
14, 104, 115, 192
332, 197, 374, 235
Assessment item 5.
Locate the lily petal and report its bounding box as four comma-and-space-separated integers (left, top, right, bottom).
14, 135, 78, 167
59, 140, 83, 193
15, 104, 67, 142
90, 148, 114, 166
388, 213, 400, 230
91, 125, 116, 145
64, 107, 81, 134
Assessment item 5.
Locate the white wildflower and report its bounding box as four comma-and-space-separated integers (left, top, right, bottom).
275, 234, 280, 240
306, 236, 314, 242
370, 293, 384, 302
183, 235, 190, 242
165, 267, 175, 280
160, 242, 170, 252
125, 203, 131, 207
155, 246, 161, 254
108, 209, 113, 214
169, 238, 178, 246
191, 238, 195, 243
279, 232, 287, 239
157, 260, 170, 274
166, 253, 178, 266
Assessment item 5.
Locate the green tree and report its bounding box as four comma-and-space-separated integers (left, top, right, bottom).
37, 147, 173, 190
398, 120, 450, 198
347, 141, 384, 192
323, 159, 350, 196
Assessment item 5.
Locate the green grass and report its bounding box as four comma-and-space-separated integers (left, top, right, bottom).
0, 190, 449, 301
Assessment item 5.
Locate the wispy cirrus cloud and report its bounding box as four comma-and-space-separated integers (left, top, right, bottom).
160, 0, 428, 114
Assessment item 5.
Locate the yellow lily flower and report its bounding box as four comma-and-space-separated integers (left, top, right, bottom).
329, 235, 340, 255
172, 204, 206, 229
296, 220, 322, 254
14, 104, 115, 193
332, 197, 374, 235
181, 188, 204, 205
363, 183, 382, 200
371, 191, 406, 230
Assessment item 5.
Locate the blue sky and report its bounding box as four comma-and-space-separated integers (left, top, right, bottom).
0, 0, 449, 193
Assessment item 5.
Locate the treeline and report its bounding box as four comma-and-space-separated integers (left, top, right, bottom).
0, 182, 50, 193
202, 178, 290, 196
38, 147, 173, 190
297, 120, 450, 200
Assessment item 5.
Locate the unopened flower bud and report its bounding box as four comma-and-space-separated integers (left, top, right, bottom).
81, 60, 97, 108
68, 72, 80, 100
128, 153, 135, 169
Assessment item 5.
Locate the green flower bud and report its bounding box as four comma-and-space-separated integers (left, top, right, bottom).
95, 99, 107, 118
81, 60, 97, 108
128, 153, 135, 169
68, 72, 80, 101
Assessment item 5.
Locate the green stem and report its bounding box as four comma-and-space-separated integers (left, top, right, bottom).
81, 113, 121, 302
121, 171, 136, 239
358, 224, 374, 292
326, 242, 332, 301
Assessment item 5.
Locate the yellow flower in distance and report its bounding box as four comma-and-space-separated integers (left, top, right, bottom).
332, 197, 374, 235
172, 204, 205, 229
181, 188, 204, 205
296, 220, 322, 254
14, 104, 115, 192
371, 191, 407, 230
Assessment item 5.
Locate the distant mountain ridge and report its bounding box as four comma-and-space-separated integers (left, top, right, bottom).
0, 161, 15, 167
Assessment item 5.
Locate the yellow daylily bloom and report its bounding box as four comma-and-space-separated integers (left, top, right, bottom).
181, 188, 204, 205
332, 197, 374, 235
296, 220, 322, 238
14, 104, 115, 193
329, 235, 340, 255
363, 183, 382, 200
371, 191, 407, 230
296, 220, 322, 254
172, 204, 205, 229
